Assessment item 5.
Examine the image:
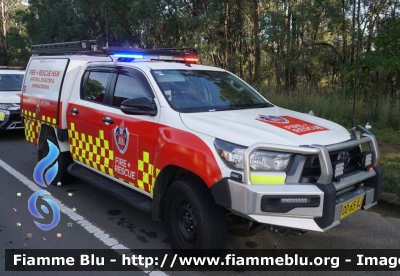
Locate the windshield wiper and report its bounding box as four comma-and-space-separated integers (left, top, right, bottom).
210, 103, 273, 111
210, 106, 249, 111
252, 103, 274, 108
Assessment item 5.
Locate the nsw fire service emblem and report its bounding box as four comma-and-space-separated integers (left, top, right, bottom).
114, 121, 129, 154
257, 115, 289, 124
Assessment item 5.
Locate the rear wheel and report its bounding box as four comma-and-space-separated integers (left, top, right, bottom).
38, 134, 72, 186
164, 177, 227, 252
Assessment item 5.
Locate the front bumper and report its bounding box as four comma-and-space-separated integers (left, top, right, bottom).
0, 109, 23, 131
210, 126, 382, 232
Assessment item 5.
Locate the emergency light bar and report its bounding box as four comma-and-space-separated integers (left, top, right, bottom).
0, 66, 24, 70
107, 47, 199, 64
30, 40, 200, 64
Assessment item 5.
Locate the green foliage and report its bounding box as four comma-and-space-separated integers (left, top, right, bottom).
84, 79, 105, 100
0, 1, 30, 65
380, 153, 400, 195
259, 83, 399, 129
363, 19, 400, 74
0, 0, 398, 129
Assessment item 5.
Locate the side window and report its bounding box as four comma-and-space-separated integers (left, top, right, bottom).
112, 74, 152, 107
82, 71, 111, 103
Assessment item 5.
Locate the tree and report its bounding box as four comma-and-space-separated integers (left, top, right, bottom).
1, 0, 22, 64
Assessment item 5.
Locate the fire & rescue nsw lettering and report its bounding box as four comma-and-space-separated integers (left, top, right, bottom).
258, 115, 329, 135
284, 123, 327, 134
28, 69, 62, 90
29, 69, 61, 77
114, 157, 135, 180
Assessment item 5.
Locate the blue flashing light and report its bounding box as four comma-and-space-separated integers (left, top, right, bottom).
114, 53, 144, 59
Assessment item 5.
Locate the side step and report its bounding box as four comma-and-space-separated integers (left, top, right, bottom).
67, 163, 152, 213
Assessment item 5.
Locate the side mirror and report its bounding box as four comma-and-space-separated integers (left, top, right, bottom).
120, 97, 157, 116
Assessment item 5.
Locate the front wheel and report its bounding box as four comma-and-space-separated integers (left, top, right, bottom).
37, 134, 72, 186
164, 177, 227, 252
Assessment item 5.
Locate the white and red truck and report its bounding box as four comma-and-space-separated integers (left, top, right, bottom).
20, 40, 382, 251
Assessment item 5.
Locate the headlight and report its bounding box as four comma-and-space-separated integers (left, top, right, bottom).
0, 103, 14, 110
214, 139, 293, 171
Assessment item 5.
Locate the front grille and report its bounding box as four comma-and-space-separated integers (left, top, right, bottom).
300, 146, 361, 183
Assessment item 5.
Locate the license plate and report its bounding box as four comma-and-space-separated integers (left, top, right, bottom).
0, 112, 4, 122
340, 195, 365, 219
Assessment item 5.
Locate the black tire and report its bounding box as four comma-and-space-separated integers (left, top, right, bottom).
38, 134, 72, 186
164, 177, 227, 253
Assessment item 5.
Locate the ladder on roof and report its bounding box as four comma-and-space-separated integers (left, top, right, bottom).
30, 40, 199, 64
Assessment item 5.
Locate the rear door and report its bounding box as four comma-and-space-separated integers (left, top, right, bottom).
66, 67, 115, 173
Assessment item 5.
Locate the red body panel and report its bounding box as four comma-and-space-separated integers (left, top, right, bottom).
66, 104, 222, 194
153, 126, 223, 187
21, 95, 60, 126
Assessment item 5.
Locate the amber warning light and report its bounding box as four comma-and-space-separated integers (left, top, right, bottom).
183, 56, 200, 64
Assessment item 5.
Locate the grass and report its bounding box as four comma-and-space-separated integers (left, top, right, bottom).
373, 128, 400, 195
256, 85, 400, 195
379, 152, 400, 194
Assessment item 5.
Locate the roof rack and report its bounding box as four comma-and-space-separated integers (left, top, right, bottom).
31, 40, 98, 55
30, 40, 200, 64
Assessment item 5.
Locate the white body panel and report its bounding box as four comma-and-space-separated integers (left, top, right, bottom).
20, 53, 382, 233
180, 108, 351, 147
0, 69, 25, 104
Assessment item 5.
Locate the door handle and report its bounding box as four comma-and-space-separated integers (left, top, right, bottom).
102, 117, 114, 124
69, 108, 79, 114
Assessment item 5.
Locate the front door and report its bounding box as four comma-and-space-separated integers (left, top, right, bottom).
101, 67, 160, 195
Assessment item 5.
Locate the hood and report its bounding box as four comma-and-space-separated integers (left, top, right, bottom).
180, 106, 351, 147
0, 92, 20, 104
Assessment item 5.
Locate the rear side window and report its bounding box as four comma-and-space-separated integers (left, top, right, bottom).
0, 74, 24, 91
82, 71, 111, 103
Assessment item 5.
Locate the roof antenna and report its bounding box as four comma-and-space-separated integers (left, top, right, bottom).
105, 7, 109, 50
101, 6, 113, 62
351, 0, 361, 128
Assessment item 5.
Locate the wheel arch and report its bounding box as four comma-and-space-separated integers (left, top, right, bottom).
38, 124, 70, 152
152, 165, 213, 221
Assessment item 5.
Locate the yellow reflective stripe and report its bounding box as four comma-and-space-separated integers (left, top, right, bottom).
68, 122, 114, 178
250, 175, 285, 185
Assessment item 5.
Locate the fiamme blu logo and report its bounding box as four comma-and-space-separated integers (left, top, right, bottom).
28, 140, 61, 230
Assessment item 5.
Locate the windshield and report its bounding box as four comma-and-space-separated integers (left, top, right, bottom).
0, 74, 24, 91
151, 70, 273, 113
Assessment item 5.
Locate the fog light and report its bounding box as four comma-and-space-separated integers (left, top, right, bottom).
261, 195, 320, 213
334, 161, 345, 179
364, 153, 372, 166
358, 152, 373, 169
281, 198, 310, 204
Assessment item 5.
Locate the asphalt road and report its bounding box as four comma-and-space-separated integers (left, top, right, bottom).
1, 130, 400, 276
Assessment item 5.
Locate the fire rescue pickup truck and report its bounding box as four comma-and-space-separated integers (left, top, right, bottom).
20, 40, 382, 251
